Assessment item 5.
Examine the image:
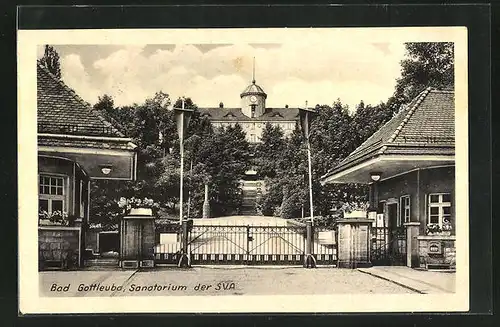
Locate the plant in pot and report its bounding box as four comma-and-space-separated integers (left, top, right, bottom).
117, 196, 160, 216
426, 223, 442, 235
341, 201, 369, 219
39, 210, 70, 226
441, 219, 453, 236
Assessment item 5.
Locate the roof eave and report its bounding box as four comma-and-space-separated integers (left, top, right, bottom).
320, 153, 455, 185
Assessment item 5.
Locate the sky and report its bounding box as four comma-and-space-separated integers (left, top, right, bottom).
37, 42, 407, 111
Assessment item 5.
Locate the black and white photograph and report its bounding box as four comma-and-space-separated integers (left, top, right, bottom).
18, 27, 468, 313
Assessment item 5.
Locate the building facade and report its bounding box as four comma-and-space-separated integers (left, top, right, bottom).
198, 78, 301, 143
321, 88, 456, 269
37, 63, 137, 269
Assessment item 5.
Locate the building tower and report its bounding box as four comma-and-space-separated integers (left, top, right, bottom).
240, 58, 267, 118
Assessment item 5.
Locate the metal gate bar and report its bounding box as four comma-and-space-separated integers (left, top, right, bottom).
153, 221, 338, 266
371, 226, 407, 265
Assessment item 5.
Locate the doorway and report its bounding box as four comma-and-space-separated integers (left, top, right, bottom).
99, 231, 119, 255
387, 202, 406, 265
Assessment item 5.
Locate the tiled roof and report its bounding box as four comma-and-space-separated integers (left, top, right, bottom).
199, 107, 300, 121
324, 87, 455, 176
37, 63, 124, 138
38, 135, 137, 151
240, 81, 267, 98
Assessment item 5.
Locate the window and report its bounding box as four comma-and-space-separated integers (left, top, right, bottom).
79, 180, 85, 218
250, 134, 256, 143
428, 193, 451, 227
399, 195, 410, 225
39, 175, 65, 215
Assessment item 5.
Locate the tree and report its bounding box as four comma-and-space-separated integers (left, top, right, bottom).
206, 124, 251, 216
93, 94, 115, 115
351, 100, 394, 149
308, 101, 368, 221
254, 123, 308, 218
392, 42, 454, 107
278, 125, 308, 219
254, 123, 286, 178
310, 101, 356, 177
38, 45, 62, 79
90, 92, 178, 226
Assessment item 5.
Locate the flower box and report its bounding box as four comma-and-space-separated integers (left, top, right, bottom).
129, 208, 153, 216
343, 210, 367, 219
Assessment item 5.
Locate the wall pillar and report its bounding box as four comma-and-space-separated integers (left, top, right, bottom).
404, 222, 420, 267
336, 218, 372, 268
120, 208, 155, 269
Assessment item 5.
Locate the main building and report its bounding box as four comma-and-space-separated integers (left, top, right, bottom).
198, 77, 303, 214
198, 78, 301, 143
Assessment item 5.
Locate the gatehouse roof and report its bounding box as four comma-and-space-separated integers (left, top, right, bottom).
37, 63, 136, 151
321, 87, 455, 183
37, 63, 125, 138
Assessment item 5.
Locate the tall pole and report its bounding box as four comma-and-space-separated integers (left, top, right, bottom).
304, 101, 314, 225
299, 103, 316, 268
186, 159, 193, 219
306, 136, 314, 225
179, 98, 185, 225
252, 56, 255, 83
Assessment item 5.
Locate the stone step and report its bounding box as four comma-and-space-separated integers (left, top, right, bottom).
84, 259, 119, 267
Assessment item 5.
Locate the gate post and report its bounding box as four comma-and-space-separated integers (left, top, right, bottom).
404, 222, 420, 267
303, 221, 316, 268
178, 219, 191, 268
337, 218, 372, 268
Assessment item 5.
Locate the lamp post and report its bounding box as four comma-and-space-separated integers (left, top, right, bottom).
299, 104, 317, 225
299, 104, 317, 268
369, 172, 382, 211
173, 98, 194, 225
369, 172, 383, 258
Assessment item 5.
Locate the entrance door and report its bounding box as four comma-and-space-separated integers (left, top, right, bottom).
99, 232, 119, 255
387, 203, 398, 252
387, 203, 406, 265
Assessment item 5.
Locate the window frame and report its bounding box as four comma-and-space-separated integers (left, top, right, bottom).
427, 193, 452, 228
400, 195, 411, 225
38, 173, 68, 215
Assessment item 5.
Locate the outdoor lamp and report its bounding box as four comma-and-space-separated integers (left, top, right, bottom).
100, 164, 113, 175
370, 172, 382, 182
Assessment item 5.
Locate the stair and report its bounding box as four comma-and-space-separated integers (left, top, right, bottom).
241, 191, 257, 215
240, 205, 257, 215
84, 258, 119, 268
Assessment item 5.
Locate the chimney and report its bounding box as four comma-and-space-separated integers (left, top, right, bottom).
219, 102, 224, 108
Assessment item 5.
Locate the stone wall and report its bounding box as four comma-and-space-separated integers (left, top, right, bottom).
39, 227, 80, 270
417, 235, 456, 269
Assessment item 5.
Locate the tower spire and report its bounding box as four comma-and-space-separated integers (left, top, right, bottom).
252, 56, 256, 84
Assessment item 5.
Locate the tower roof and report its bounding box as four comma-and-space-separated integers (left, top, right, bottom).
240, 80, 267, 99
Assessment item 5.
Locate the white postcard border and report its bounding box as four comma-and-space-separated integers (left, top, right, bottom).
18, 27, 469, 314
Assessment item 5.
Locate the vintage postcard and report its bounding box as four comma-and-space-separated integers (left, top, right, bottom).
18, 27, 468, 313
